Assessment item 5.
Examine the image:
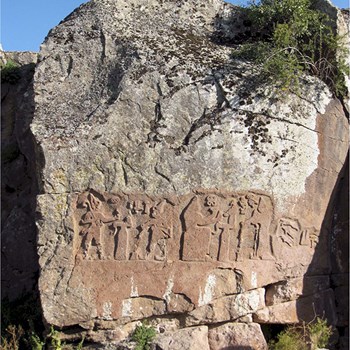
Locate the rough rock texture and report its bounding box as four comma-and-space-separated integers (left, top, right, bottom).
185, 288, 265, 326
254, 289, 337, 324
208, 322, 268, 350
155, 326, 210, 350
1, 51, 39, 299
29, 0, 349, 347
265, 276, 330, 305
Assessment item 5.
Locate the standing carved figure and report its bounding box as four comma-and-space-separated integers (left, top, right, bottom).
236, 193, 273, 261
148, 201, 172, 260
108, 197, 134, 260
133, 200, 171, 260
79, 193, 112, 259
215, 199, 237, 262
182, 195, 222, 261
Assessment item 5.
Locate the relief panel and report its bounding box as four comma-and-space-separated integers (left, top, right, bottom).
75, 192, 176, 261
73, 190, 320, 263
181, 193, 274, 262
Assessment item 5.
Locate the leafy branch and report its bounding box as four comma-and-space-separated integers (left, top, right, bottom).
233, 0, 349, 97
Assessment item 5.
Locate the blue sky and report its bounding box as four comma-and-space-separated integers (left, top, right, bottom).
2, 0, 349, 52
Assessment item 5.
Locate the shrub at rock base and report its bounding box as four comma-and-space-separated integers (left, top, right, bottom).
269, 317, 333, 350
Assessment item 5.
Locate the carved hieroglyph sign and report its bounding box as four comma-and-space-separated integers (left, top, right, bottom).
73, 190, 319, 263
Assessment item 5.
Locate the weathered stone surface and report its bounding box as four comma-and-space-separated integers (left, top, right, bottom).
150, 317, 181, 333
85, 321, 138, 345
120, 297, 166, 321
208, 322, 268, 350
266, 276, 330, 305
185, 288, 265, 326
235, 314, 253, 323
30, 0, 349, 338
254, 289, 337, 324
155, 325, 210, 350
166, 293, 194, 314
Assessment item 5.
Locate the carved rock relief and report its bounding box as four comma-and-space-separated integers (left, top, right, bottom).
75, 192, 176, 261
272, 217, 321, 255
73, 190, 320, 263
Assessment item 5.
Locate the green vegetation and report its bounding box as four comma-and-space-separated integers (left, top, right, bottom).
233, 0, 349, 96
1, 293, 84, 350
75, 337, 85, 350
308, 317, 333, 349
131, 322, 157, 350
45, 327, 85, 350
48, 326, 65, 350
269, 317, 333, 350
27, 329, 45, 350
1, 60, 21, 84
269, 327, 308, 350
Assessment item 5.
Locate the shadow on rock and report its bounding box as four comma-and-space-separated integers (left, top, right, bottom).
298, 148, 349, 349
1, 54, 42, 301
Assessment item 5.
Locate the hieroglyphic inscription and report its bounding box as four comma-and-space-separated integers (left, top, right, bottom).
271, 217, 321, 262
276, 218, 301, 248
275, 218, 320, 249
74, 190, 320, 262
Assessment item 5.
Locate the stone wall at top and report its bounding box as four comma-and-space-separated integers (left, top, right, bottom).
30, 0, 349, 348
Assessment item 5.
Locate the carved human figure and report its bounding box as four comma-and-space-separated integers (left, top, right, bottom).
104, 197, 133, 260
182, 195, 222, 261
148, 202, 172, 260
255, 195, 274, 260
127, 199, 151, 259
300, 228, 310, 246
236, 193, 273, 261
205, 195, 223, 260
133, 201, 171, 261
109, 207, 134, 260
215, 199, 237, 262
79, 193, 113, 259
236, 195, 257, 260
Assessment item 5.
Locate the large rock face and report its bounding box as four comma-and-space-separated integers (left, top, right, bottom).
31, 0, 348, 347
